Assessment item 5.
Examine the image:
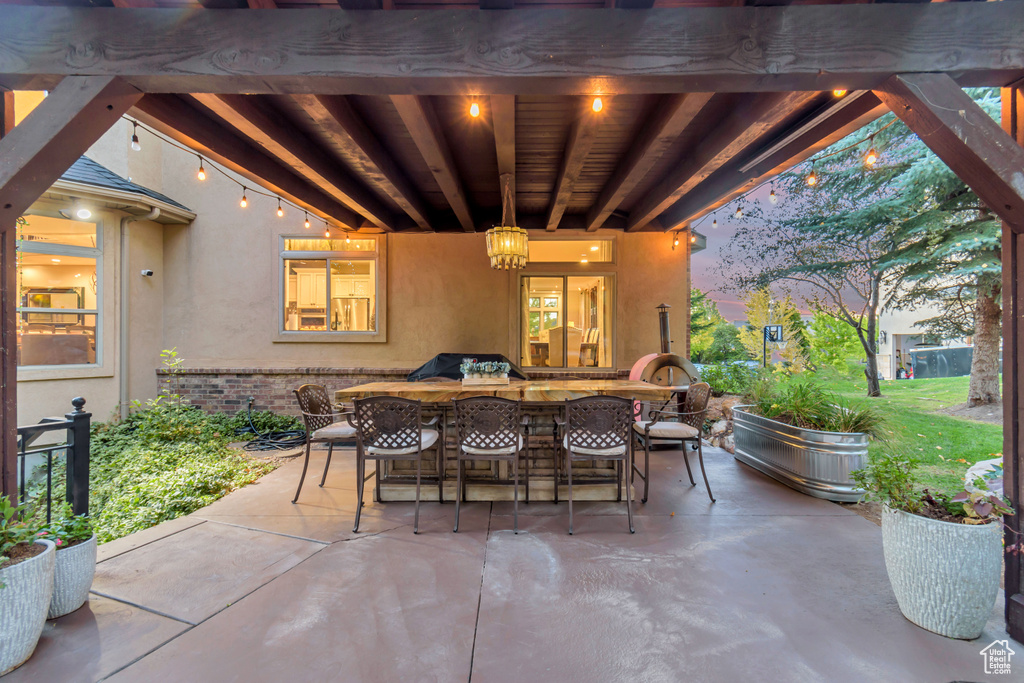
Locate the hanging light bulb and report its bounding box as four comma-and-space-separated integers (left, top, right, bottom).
806, 165, 818, 186
304, 212, 311, 230
690, 235, 697, 243
324, 223, 331, 238
769, 187, 778, 204
469, 101, 480, 118
130, 122, 141, 152
197, 157, 206, 181
712, 218, 718, 229
734, 206, 743, 219
346, 233, 351, 245
673, 234, 680, 248
592, 97, 603, 113
833, 89, 848, 98
865, 147, 879, 166
239, 188, 248, 208
277, 199, 284, 218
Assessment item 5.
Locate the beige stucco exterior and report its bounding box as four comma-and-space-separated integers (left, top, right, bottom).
15, 115, 693, 427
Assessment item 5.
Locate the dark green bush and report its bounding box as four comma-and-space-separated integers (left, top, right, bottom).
699, 362, 758, 396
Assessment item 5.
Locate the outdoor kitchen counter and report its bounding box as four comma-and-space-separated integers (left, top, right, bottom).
335, 379, 673, 404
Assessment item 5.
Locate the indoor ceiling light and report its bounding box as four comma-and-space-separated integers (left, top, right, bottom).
51, 258, 61, 263
590, 245, 599, 251
592, 97, 603, 113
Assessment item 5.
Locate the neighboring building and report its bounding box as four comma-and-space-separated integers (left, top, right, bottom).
16, 108, 695, 425
877, 303, 971, 380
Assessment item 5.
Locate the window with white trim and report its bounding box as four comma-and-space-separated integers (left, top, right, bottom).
281, 236, 380, 333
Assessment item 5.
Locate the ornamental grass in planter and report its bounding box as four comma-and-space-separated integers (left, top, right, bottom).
0, 496, 55, 676
853, 449, 1013, 640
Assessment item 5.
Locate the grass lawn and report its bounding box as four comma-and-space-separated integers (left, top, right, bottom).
814, 369, 1002, 494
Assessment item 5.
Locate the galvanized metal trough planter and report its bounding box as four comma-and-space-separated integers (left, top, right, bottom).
732, 405, 867, 502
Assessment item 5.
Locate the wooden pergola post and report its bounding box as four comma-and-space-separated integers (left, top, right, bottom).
874, 74, 1024, 642
0, 76, 142, 502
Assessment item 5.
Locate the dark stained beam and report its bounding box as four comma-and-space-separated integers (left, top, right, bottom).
874, 73, 1024, 231
1, 90, 13, 137
247, 0, 277, 7
391, 95, 475, 232
478, 213, 628, 233
627, 91, 818, 231
480, 0, 514, 8
1, 6, 1023, 94
294, 94, 433, 231
491, 95, 516, 179
546, 98, 603, 231
111, 0, 158, 6
660, 92, 888, 229
586, 92, 712, 232
132, 94, 359, 230
193, 94, 394, 231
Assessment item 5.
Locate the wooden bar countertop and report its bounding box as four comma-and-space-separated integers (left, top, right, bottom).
335, 379, 675, 403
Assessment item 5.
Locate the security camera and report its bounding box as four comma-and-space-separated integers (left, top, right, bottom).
141, 269, 154, 277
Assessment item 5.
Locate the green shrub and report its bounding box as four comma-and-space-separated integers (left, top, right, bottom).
699, 362, 757, 396
743, 374, 888, 438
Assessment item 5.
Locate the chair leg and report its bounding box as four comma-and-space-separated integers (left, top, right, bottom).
292, 440, 312, 504
567, 452, 574, 535
319, 443, 333, 487
642, 435, 650, 503
414, 455, 422, 534
524, 438, 530, 504
696, 440, 716, 503
513, 454, 519, 534
454, 458, 463, 532
437, 442, 444, 504
616, 459, 622, 502
353, 450, 364, 532
625, 451, 635, 534
681, 443, 696, 486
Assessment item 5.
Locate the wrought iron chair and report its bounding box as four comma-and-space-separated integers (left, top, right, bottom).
562, 396, 635, 534
632, 381, 714, 503
351, 396, 440, 534
452, 396, 529, 533
292, 384, 358, 504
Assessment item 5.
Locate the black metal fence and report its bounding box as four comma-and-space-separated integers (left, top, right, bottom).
16, 397, 91, 522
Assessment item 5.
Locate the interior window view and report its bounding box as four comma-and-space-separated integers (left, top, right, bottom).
282, 237, 377, 333
528, 238, 613, 264
16, 215, 100, 366
521, 275, 611, 368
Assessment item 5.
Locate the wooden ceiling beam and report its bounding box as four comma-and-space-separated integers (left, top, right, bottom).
546, 98, 603, 231
586, 92, 711, 232
193, 93, 395, 231
246, 0, 277, 8
875, 73, 1024, 231
294, 94, 433, 231
132, 94, 361, 230
0, 76, 142, 227
391, 95, 475, 232
491, 95, 516, 179
659, 92, 888, 229
626, 91, 818, 231
2, 6, 1023, 94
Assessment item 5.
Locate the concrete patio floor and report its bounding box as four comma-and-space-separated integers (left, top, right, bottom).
5, 445, 1013, 682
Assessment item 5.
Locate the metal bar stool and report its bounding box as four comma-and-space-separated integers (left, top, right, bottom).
632, 382, 715, 503
351, 396, 440, 534
292, 384, 358, 504
452, 396, 529, 533
562, 395, 635, 535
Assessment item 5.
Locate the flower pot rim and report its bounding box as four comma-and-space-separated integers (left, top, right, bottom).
53, 533, 96, 551
883, 504, 1000, 529
0, 538, 54, 574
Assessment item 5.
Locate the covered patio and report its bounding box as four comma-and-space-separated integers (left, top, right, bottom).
4, 443, 1012, 682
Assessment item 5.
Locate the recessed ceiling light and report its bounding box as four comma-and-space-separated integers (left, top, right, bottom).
51, 258, 61, 263
590, 246, 598, 252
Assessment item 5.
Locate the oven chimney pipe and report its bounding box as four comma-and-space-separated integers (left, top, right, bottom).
656, 303, 671, 354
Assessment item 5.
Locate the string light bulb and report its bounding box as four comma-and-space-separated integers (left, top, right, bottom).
196, 158, 206, 181
806, 166, 818, 187
712, 219, 718, 229
346, 234, 351, 245
865, 145, 879, 166
324, 223, 331, 238
130, 122, 141, 152
833, 89, 848, 98
734, 206, 743, 219
469, 102, 480, 118
277, 199, 284, 218
592, 97, 603, 113
673, 234, 680, 247
690, 235, 697, 243
769, 187, 778, 204
239, 189, 248, 208
304, 212, 311, 230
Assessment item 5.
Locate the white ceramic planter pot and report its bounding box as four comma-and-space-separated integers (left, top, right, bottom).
881, 506, 1001, 639
49, 534, 97, 619
0, 539, 56, 676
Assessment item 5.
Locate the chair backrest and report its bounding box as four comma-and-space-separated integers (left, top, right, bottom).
293, 384, 335, 433
353, 396, 423, 450
680, 382, 712, 430
453, 396, 521, 452
565, 396, 631, 451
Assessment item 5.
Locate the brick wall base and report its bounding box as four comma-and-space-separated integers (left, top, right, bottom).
157, 367, 630, 415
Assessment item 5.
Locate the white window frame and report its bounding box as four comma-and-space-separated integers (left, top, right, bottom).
275, 234, 387, 343
16, 215, 103, 369
518, 272, 615, 370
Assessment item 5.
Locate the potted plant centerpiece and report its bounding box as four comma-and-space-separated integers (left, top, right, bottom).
0, 495, 55, 675
39, 506, 96, 618
853, 450, 1011, 640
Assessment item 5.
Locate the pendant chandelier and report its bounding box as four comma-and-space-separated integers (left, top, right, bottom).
485, 175, 528, 270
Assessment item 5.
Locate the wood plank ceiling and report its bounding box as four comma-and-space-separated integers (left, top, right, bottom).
31, 0, 909, 234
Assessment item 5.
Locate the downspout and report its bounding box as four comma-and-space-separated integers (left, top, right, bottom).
119, 207, 160, 419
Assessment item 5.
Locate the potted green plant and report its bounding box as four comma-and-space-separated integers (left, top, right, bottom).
0, 495, 55, 675
38, 506, 96, 619
853, 449, 1011, 640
